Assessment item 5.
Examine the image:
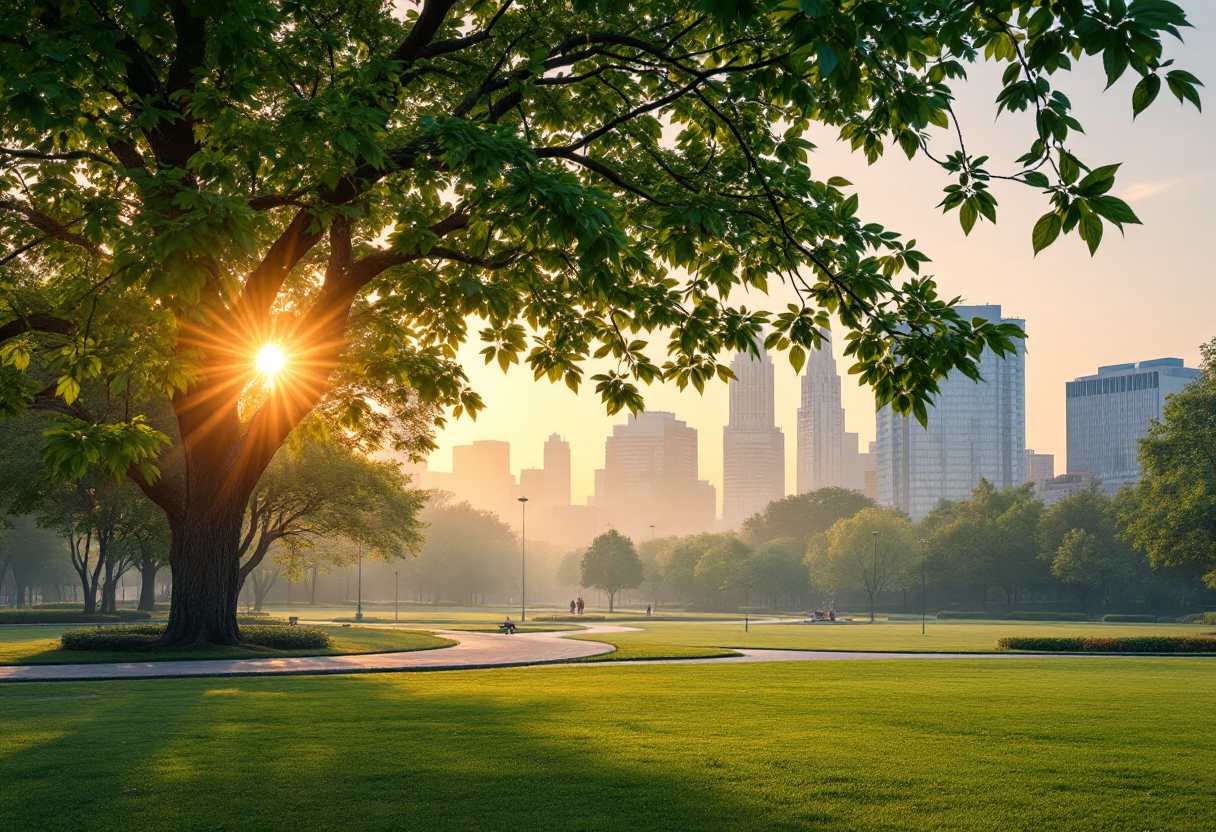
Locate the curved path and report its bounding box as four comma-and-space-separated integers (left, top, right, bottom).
1, 623, 1207, 683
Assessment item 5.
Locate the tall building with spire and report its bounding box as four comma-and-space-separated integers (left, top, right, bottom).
722, 348, 785, 529
797, 337, 846, 493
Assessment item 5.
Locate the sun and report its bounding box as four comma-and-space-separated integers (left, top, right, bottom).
254, 343, 287, 384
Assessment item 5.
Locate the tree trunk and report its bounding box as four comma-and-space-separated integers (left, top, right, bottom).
869, 591, 875, 622
100, 560, 117, 614
310, 564, 319, 604
608, 590, 615, 613
137, 559, 160, 611
159, 505, 244, 646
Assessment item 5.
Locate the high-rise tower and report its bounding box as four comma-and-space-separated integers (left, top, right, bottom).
797, 337, 846, 493
875, 305, 1026, 521
722, 349, 785, 529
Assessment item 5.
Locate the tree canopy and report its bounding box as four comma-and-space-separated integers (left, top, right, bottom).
807, 506, 916, 620
581, 529, 643, 612
0, 0, 1199, 643
1119, 337, 1216, 588
741, 487, 876, 544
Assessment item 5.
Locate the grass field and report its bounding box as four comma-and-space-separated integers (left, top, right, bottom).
0, 625, 453, 665
1, 658, 1213, 831
577, 619, 1216, 653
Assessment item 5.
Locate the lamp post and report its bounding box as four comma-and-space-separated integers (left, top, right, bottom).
870, 531, 879, 623
355, 541, 363, 621
914, 542, 924, 632
394, 570, 399, 622
518, 496, 528, 622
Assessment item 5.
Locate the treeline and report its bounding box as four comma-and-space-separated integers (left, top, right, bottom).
606, 481, 1213, 618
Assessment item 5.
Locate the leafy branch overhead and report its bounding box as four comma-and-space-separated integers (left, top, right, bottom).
0, 0, 1201, 472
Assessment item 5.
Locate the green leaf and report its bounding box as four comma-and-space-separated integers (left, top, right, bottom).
959, 199, 978, 235
1132, 74, 1161, 117
1032, 212, 1062, 255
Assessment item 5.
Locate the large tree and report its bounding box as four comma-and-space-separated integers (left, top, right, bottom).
1118, 337, 1216, 588
741, 487, 876, 545
0, 1, 1197, 643
808, 507, 916, 621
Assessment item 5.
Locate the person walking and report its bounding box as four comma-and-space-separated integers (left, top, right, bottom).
576, 597, 584, 615
569, 599, 576, 615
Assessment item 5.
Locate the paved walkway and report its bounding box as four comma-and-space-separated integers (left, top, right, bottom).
2, 624, 1207, 683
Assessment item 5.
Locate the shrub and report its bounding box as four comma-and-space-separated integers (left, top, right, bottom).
1176, 612, 1216, 625
236, 616, 289, 626
60, 624, 331, 652
1101, 614, 1159, 623
935, 612, 993, 620
1004, 611, 1088, 621
998, 636, 1216, 653
0, 609, 152, 625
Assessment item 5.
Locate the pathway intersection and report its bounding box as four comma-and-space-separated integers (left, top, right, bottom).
0, 622, 1206, 683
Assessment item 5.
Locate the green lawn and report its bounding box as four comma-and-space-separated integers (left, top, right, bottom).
1, 659, 1213, 830
583, 619, 1216, 653
565, 636, 738, 662
0, 625, 453, 665
438, 623, 583, 633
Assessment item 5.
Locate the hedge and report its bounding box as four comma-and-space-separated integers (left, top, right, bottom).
998, 636, 1216, 653
1101, 614, 1159, 623
60, 624, 331, 651
1176, 612, 1216, 625
935, 612, 993, 620
1004, 611, 1088, 621
0, 609, 152, 625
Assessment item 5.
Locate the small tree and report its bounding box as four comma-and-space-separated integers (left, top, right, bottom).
581, 530, 643, 613
809, 508, 916, 621
746, 538, 808, 610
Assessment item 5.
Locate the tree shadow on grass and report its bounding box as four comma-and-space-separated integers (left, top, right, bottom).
0, 669, 840, 832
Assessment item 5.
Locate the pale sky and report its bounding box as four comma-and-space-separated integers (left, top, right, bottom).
421, 3, 1216, 508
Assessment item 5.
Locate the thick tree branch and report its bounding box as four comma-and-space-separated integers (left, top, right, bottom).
0, 312, 72, 342
0, 197, 101, 254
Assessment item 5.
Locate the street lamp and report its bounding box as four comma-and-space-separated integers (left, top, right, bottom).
394, 570, 399, 622
918, 540, 929, 635
870, 531, 879, 623
355, 540, 363, 622
518, 496, 528, 622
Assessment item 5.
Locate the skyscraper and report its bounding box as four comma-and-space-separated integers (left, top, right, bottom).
542, 433, 571, 507
1066, 358, 1200, 494
722, 348, 785, 529
797, 338, 846, 493
876, 304, 1026, 521
597, 411, 714, 539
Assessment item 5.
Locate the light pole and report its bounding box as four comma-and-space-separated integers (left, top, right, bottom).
870, 531, 879, 623
518, 496, 528, 622
355, 540, 363, 622
919, 540, 929, 635
394, 570, 399, 622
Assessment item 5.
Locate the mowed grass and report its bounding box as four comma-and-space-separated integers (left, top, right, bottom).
0, 625, 453, 665
1, 659, 1213, 831
584, 619, 1216, 653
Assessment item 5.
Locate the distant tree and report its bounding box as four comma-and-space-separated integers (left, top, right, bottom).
237, 430, 425, 610
655, 533, 731, 603
414, 495, 517, 605
809, 508, 916, 621
0, 516, 71, 607
581, 530, 643, 613
745, 538, 809, 610
695, 538, 752, 606
127, 505, 171, 611
741, 488, 876, 545
1119, 337, 1216, 588
1050, 529, 1132, 613
923, 480, 1047, 608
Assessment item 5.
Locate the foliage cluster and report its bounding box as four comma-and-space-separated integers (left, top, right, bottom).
998, 635, 1216, 653
0, 609, 151, 625
1100, 614, 1159, 623
60, 623, 330, 651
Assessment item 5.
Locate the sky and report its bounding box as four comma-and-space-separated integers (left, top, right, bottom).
419, 3, 1216, 508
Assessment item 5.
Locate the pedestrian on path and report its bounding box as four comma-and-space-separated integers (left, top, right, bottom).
576, 597, 584, 615
570, 599, 576, 615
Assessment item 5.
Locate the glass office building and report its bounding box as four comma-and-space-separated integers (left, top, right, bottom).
1066, 358, 1201, 494
876, 305, 1026, 521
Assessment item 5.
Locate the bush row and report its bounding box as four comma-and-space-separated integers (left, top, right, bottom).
1100, 614, 1160, 623
0, 609, 152, 625
998, 636, 1216, 653
1176, 612, 1216, 625
935, 611, 1089, 622
60, 624, 331, 651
